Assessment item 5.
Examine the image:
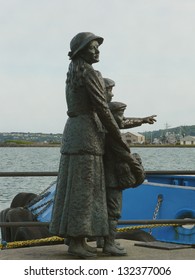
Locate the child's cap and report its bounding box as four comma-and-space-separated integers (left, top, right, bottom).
108, 101, 127, 112
104, 78, 115, 88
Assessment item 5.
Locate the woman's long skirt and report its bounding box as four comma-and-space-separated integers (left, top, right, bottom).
49, 154, 108, 237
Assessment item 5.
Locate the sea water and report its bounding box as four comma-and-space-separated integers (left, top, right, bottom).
0, 146, 195, 212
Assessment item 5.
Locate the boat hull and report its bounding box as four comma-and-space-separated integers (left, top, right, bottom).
28, 174, 195, 244
121, 175, 195, 244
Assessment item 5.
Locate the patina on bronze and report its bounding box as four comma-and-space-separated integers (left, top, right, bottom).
95, 80, 156, 254
49, 32, 130, 258
96, 101, 145, 255
49, 33, 157, 259
104, 77, 157, 128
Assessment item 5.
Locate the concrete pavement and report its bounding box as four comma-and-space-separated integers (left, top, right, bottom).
0, 240, 195, 260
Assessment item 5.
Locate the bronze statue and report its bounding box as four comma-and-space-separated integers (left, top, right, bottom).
102, 101, 145, 256
104, 78, 157, 128
49, 32, 129, 258
95, 79, 156, 255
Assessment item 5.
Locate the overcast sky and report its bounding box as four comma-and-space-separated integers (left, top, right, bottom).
1, 0, 195, 133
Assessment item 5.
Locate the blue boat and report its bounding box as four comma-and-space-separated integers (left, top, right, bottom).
27, 172, 195, 245
121, 174, 195, 245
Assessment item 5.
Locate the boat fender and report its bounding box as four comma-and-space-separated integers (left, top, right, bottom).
174, 209, 195, 236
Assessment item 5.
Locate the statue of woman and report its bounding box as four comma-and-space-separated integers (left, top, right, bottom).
49, 32, 129, 258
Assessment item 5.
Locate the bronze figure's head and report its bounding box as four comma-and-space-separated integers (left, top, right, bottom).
68, 32, 104, 64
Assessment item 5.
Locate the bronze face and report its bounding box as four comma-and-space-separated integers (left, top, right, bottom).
80, 40, 100, 64
105, 86, 114, 102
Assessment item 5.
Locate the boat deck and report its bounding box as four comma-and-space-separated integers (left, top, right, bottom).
1, 239, 195, 260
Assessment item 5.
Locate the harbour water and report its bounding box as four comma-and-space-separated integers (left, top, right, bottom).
0, 147, 195, 212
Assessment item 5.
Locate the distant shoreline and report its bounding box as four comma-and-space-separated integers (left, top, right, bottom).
0, 143, 61, 148
0, 143, 195, 148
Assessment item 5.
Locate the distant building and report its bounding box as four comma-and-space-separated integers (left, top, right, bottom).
153, 138, 161, 144
122, 132, 145, 145
166, 133, 177, 144
180, 135, 195, 145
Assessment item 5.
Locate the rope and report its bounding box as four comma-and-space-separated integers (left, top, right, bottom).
0, 223, 183, 250
116, 223, 180, 232
0, 236, 64, 250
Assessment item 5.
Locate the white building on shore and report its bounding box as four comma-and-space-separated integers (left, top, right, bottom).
180, 135, 195, 145
122, 132, 145, 145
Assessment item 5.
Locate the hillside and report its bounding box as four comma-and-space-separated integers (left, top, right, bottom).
0, 132, 62, 145
140, 125, 195, 142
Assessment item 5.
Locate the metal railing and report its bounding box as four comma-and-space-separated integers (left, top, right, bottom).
0, 170, 195, 177
1, 219, 195, 228
0, 171, 58, 177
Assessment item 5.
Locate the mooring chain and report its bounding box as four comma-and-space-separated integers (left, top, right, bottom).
149, 194, 163, 235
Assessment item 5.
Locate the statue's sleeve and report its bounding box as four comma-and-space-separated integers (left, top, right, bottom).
84, 68, 129, 152
121, 117, 143, 129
